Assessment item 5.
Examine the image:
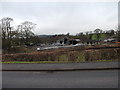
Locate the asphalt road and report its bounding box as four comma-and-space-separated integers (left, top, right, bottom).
2, 62, 119, 70
2, 70, 118, 88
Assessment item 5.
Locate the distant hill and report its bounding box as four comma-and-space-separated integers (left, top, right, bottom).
37, 35, 54, 38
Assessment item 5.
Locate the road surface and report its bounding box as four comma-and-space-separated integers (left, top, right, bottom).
2, 62, 119, 70
2, 70, 118, 88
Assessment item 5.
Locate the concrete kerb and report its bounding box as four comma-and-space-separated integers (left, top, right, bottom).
2, 67, 120, 72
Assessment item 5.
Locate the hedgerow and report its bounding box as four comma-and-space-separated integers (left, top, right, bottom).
2, 46, 119, 62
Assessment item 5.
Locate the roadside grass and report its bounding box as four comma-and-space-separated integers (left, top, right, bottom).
0, 61, 70, 64
0, 59, 118, 64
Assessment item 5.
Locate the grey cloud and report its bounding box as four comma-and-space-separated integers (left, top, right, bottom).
1, 2, 118, 35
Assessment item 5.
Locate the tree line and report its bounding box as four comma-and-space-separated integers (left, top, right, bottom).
0, 17, 36, 51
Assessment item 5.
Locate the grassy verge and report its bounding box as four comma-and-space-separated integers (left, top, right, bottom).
0, 61, 71, 64
0, 59, 118, 64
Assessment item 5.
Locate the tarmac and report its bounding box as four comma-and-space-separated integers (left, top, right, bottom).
1, 61, 120, 71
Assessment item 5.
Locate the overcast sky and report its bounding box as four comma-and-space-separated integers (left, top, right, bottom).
0, 1, 118, 35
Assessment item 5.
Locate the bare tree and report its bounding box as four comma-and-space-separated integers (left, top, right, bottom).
17, 21, 36, 43
1, 17, 13, 39
0, 23, 2, 51
106, 29, 115, 36
0, 17, 13, 50
117, 26, 120, 42
0, 23, 2, 38
94, 28, 102, 40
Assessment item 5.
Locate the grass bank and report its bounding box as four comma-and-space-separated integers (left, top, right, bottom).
1, 59, 117, 64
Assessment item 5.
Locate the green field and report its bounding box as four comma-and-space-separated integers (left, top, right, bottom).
92, 34, 108, 40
